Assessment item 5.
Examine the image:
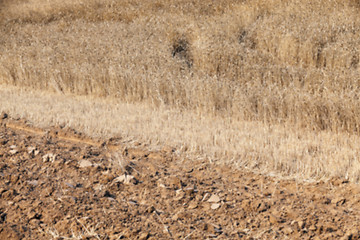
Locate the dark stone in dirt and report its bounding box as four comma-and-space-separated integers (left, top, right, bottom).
103, 190, 116, 198
0, 212, 7, 223
139, 232, 149, 240
1, 112, 8, 120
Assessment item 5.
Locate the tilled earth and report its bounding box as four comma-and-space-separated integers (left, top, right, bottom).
1, 118, 360, 239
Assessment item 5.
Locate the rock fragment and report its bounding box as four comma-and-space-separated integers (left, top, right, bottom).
9, 149, 17, 155
42, 153, 56, 162
309, 225, 317, 231
298, 220, 305, 229
1, 112, 8, 119
114, 174, 138, 185
168, 176, 182, 189
188, 201, 198, 209
79, 159, 93, 168
174, 191, 185, 201
139, 232, 149, 240
268, 214, 280, 225
27, 180, 39, 187
211, 203, 221, 210
27, 147, 39, 156
9, 145, 17, 155
207, 194, 221, 203
283, 226, 293, 235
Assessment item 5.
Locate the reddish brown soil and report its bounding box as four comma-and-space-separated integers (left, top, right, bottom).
1, 117, 360, 240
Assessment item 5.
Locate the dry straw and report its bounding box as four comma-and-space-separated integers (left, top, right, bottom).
1, 0, 360, 181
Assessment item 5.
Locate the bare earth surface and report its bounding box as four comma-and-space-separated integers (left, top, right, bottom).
1, 116, 360, 240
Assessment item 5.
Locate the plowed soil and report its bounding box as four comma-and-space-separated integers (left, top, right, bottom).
1, 116, 360, 240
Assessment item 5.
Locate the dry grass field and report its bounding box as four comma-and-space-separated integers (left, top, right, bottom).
4, 1, 360, 239
1, 0, 360, 181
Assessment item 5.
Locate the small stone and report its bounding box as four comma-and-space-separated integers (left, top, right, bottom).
188, 201, 198, 209
174, 191, 185, 201
283, 226, 293, 235
27, 147, 40, 156
93, 184, 103, 191
28, 147, 35, 154
172, 213, 180, 221
309, 225, 317, 231
27, 180, 39, 186
9, 149, 17, 155
0, 213, 6, 223
114, 174, 137, 185
42, 153, 56, 162
168, 176, 182, 189
184, 186, 195, 194
139, 232, 149, 240
1, 112, 8, 119
27, 147, 39, 156
208, 194, 221, 203
79, 160, 93, 168
211, 203, 221, 210
103, 191, 115, 198
298, 220, 305, 229
65, 182, 75, 189
269, 214, 280, 225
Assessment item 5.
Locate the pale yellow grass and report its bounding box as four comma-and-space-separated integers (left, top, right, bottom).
2, 84, 360, 182
2, 0, 360, 181
1, 0, 360, 133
